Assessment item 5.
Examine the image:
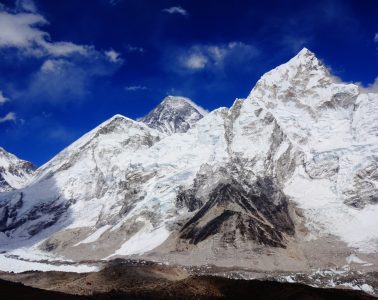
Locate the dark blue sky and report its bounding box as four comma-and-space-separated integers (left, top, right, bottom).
0, 0, 377, 166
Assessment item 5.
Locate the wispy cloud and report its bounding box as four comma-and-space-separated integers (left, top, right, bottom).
47, 126, 77, 142
162, 6, 188, 16
0, 10, 89, 57
15, 0, 37, 13
109, 0, 122, 6
177, 42, 259, 72
125, 85, 148, 91
0, 112, 16, 123
125, 44, 144, 53
375, 33, 378, 43
105, 49, 122, 63
279, 35, 310, 54
22, 55, 121, 103
184, 54, 207, 70
0, 2, 123, 105
0, 91, 9, 105
0, 2, 124, 62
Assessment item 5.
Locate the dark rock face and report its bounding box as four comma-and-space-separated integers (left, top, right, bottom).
179, 179, 295, 248
0, 193, 23, 232
0, 192, 69, 237
0, 173, 12, 192
141, 96, 205, 134
176, 188, 204, 212
343, 159, 378, 209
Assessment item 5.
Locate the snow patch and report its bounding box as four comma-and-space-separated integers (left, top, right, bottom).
108, 225, 170, 257
75, 225, 111, 246
0, 254, 98, 273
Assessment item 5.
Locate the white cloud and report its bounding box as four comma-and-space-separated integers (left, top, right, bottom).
125, 85, 148, 91
184, 54, 208, 70
162, 6, 188, 16
40, 40, 89, 57
0, 91, 9, 105
0, 2, 123, 111
179, 42, 259, 71
375, 33, 378, 43
0, 112, 16, 123
0, 10, 89, 57
105, 49, 121, 63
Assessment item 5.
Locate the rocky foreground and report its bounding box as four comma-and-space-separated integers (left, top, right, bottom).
0, 260, 376, 300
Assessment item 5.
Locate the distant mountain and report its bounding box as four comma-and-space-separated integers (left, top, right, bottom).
0, 147, 35, 192
0, 49, 378, 292
140, 95, 207, 134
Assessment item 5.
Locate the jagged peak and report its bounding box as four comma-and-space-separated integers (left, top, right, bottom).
0, 146, 21, 161
295, 47, 315, 59
140, 95, 208, 134
247, 48, 333, 100
160, 95, 208, 116
286, 47, 326, 70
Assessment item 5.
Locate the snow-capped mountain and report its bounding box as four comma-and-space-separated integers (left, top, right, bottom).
1, 48, 378, 275
140, 95, 207, 134
0, 147, 35, 192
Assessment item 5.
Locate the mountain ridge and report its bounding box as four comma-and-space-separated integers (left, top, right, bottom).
0, 49, 377, 284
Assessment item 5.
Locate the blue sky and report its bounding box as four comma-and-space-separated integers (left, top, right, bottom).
0, 0, 377, 165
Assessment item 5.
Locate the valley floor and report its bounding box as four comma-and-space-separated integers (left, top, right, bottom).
0, 259, 376, 300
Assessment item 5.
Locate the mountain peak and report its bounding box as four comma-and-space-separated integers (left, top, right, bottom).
0, 147, 35, 192
247, 48, 333, 103
296, 47, 314, 58
141, 96, 207, 135
161, 96, 209, 116
285, 47, 326, 72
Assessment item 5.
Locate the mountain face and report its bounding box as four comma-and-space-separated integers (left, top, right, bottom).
140, 96, 207, 134
1, 48, 378, 277
0, 148, 35, 192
